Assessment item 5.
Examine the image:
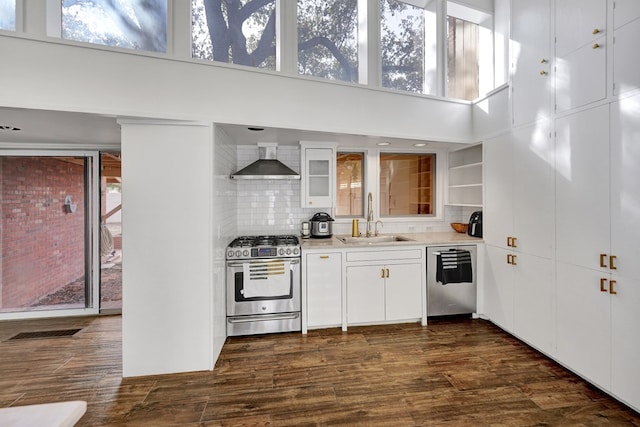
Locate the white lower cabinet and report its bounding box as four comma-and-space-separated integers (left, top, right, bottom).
484, 245, 554, 355
305, 252, 342, 329
346, 261, 422, 325
611, 274, 640, 410
556, 262, 611, 390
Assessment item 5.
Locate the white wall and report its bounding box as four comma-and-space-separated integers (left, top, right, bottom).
121, 121, 213, 377
0, 35, 473, 144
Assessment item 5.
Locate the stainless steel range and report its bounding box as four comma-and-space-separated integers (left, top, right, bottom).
226, 235, 301, 336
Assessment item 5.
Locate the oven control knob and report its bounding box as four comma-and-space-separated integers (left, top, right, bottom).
243, 249, 250, 257
235, 250, 242, 258
278, 248, 284, 256
293, 248, 299, 255
286, 248, 292, 255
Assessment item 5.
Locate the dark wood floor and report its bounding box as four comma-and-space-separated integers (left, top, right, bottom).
0, 315, 638, 426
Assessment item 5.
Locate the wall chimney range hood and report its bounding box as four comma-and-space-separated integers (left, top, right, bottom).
230, 142, 300, 180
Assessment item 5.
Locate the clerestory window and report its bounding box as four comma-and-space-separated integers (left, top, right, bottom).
61, 0, 167, 52
191, 0, 277, 69
297, 0, 359, 82
0, 0, 15, 31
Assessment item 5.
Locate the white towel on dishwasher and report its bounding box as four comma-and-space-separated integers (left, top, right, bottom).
242, 260, 291, 298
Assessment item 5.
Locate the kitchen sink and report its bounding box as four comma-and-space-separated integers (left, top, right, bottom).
337, 235, 415, 244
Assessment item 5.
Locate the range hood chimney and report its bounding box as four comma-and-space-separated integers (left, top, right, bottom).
230, 142, 300, 180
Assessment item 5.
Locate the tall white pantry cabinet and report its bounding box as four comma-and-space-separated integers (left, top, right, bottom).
482, 0, 640, 412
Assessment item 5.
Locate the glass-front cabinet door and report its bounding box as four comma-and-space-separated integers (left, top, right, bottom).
300, 142, 337, 208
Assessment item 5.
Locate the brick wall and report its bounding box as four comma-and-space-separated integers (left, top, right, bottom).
1, 157, 86, 309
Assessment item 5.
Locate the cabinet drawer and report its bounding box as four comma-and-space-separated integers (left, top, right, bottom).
346, 249, 422, 262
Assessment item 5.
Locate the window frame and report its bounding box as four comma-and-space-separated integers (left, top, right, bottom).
333, 147, 446, 224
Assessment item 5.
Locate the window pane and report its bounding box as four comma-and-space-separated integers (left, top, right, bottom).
62, 0, 167, 52
297, 0, 358, 82
380, 0, 425, 93
0, 0, 15, 30
1, 156, 90, 313
380, 153, 434, 216
192, 0, 276, 69
336, 152, 363, 217
447, 16, 479, 100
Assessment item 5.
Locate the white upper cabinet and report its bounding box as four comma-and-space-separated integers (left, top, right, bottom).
555, 35, 607, 112
613, 0, 640, 29
555, 0, 607, 112
300, 142, 337, 208
511, 0, 551, 127
613, 16, 640, 96
610, 94, 640, 283
483, 124, 555, 259
555, 105, 610, 270
555, 0, 607, 57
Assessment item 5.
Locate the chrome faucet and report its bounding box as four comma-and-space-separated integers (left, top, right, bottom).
366, 192, 374, 237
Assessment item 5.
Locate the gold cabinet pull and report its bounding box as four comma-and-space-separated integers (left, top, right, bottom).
540, 70, 548, 75
506, 237, 512, 247
610, 280, 617, 295
507, 254, 512, 264
386, 268, 390, 278
600, 278, 608, 292
511, 237, 517, 248
540, 58, 548, 64
381, 268, 385, 278
592, 28, 600, 35
592, 43, 600, 49
610, 255, 617, 270
319, 255, 329, 259
600, 254, 608, 268
511, 255, 517, 266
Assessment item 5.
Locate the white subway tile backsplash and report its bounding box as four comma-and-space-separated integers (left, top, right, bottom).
225, 144, 477, 237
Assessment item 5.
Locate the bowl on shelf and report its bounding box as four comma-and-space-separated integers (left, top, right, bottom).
450, 222, 468, 233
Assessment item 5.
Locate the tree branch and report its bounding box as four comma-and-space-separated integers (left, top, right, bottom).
204, 0, 230, 62
299, 36, 354, 80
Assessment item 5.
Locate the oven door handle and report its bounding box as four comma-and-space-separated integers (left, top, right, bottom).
227, 312, 300, 324
227, 258, 300, 268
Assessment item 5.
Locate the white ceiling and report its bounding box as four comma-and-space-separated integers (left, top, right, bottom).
0, 107, 455, 150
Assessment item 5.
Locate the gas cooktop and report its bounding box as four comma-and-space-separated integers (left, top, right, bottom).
226, 235, 300, 260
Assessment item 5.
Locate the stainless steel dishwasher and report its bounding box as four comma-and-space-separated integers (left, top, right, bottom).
426, 245, 477, 316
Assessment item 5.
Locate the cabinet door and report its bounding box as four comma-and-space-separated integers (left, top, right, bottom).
483, 134, 513, 249
613, 18, 640, 96
385, 263, 422, 321
483, 245, 514, 332
513, 253, 554, 355
555, 0, 607, 57
511, 0, 551, 126
611, 275, 640, 410
306, 253, 342, 328
555, 105, 610, 270
346, 265, 385, 324
614, 0, 640, 29
556, 37, 607, 112
303, 148, 334, 208
512, 123, 555, 259
556, 262, 611, 390
611, 93, 640, 283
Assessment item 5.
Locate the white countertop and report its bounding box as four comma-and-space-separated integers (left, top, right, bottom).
301, 231, 482, 250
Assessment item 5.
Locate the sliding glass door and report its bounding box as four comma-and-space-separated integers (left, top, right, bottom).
0, 151, 100, 318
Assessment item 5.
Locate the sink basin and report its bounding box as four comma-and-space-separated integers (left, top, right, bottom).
337, 235, 414, 244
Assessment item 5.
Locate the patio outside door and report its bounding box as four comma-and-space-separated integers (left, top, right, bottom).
0, 152, 100, 319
